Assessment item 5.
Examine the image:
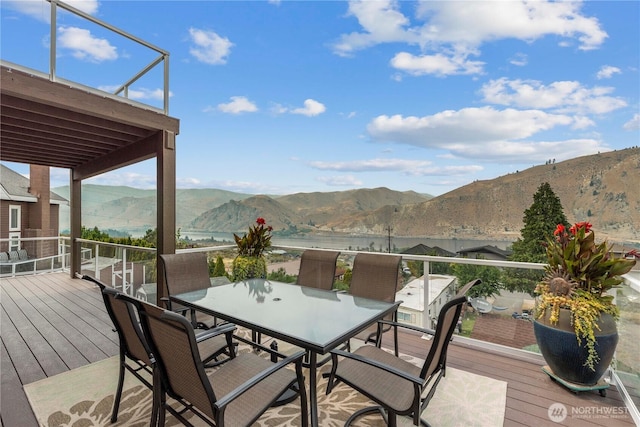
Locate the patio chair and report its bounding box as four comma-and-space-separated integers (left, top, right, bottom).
349, 252, 402, 355
84, 275, 157, 425
159, 252, 219, 329
85, 275, 238, 424
296, 249, 340, 290
325, 279, 482, 427
135, 299, 309, 427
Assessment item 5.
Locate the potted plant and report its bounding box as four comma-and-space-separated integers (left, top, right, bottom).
533, 222, 636, 385
232, 217, 273, 281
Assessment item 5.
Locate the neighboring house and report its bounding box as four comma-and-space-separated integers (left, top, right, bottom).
396, 274, 457, 329
401, 244, 455, 257
0, 164, 68, 258
456, 245, 512, 261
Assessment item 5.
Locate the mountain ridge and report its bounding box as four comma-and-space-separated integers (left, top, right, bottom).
55, 147, 640, 243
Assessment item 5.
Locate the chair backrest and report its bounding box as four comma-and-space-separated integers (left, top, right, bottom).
349, 253, 401, 303
159, 252, 211, 303
0, 252, 8, 262
83, 275, 152, 365
135, 299, 217, 420
8, 251, 19, 261
419, 279, 481, 380
17, 249, 29, 260
296, 250, 340, 290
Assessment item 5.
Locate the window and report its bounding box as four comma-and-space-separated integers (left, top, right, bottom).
9, 232, 20, 252
397, 311, 416, 323
9, 205, 21, 231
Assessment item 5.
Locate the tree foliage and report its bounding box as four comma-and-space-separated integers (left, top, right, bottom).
506, 182, 568, 294
210, 255, 227, 277
510, 182, 568, 263
451, 261, 502, 299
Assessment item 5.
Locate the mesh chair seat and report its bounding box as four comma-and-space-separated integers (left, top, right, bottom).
136, 300, 308, 426
211, 352, 299, 425
326, 279, 482, 427
335, 345, 422, 413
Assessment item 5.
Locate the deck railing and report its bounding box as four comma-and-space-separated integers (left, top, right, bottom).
1, 0, 170, 114
4, 236, 637, 420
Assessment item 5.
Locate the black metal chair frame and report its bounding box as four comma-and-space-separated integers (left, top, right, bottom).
83, 275, 158, 426
325, 279, 482, 427
131, 298, 309, 426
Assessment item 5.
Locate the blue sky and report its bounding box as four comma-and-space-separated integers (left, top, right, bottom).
2, 0, 639, 197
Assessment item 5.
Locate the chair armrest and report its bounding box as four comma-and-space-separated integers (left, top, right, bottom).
194, 323, 236, 343
160, 296, 173, 310
330, 348, 423, 385
377, 319, 436, 337
214, 350, 306, 409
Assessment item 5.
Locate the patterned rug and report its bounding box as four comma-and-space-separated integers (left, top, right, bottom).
24, 340, 506, 427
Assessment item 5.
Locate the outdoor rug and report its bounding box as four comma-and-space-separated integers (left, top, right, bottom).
24, 346, 506, 427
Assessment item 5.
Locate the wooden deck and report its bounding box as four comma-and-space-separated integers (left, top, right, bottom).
1, 273, 637, 426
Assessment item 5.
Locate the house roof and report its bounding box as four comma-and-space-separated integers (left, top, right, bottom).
396, 274, 457, 311
457, 245, 512, 258
401, 244, 455, 257
0, 164, 67, 204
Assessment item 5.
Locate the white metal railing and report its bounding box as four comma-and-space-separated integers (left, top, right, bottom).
0, 236, 70, 277
1, 0, 170, 114
5, 237, 637, 417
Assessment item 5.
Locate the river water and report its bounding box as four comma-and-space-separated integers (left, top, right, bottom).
181, 231, 513, 253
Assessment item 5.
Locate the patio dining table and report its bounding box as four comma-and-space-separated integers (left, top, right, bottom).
171, 278, 400, 427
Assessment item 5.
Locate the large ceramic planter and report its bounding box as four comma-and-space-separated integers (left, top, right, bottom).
232, 255, 267, 282
533, 308, 618, 386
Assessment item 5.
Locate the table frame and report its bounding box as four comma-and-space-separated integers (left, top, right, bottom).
171, 281, 400, 426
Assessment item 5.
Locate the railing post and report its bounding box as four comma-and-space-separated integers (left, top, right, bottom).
423, 261, 432, 329
49, 0, 57, 82
94, 243, 100, 278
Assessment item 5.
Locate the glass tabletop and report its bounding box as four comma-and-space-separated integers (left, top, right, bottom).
173, 279, 398, 353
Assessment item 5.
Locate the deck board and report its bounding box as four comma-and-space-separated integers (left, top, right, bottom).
1, 273, 636, 427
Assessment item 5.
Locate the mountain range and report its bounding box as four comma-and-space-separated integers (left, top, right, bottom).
55, 147, 640, 244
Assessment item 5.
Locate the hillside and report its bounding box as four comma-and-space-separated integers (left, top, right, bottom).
54, 148, 639, 244
188, 188, 430, 233
324, 148, 640, 243
56, 186, 252, 233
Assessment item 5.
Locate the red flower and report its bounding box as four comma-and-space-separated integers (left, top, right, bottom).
256, 217, 266, 225
569, 221, 592, 235
554, 224, 565, 236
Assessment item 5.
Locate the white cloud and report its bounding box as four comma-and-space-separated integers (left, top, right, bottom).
390, 51, 484, 76
310, 158, 482, 177
98, 85, 171, 101
365, 107, 608, 163
3, 0, 98, 20
510, 53, 528, 67
414, 1, 607, 50
291, 99, 326, 117
85, 172, 156, 189
623, 114, 640, 131
480, 78, 627, 115
332, 0, 419, 57
596, 65, 621, 79
333, 0, 607, 76
317, 175, 363, 186
368, 107, 575, 145
217, 96, 258, 114
58, 26, 117, 62
188, 28, 233, 65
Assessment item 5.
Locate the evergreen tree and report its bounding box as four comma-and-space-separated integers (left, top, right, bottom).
504, 182, 569, 295
510, 182, 568, 263
210, 255, 228, 277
